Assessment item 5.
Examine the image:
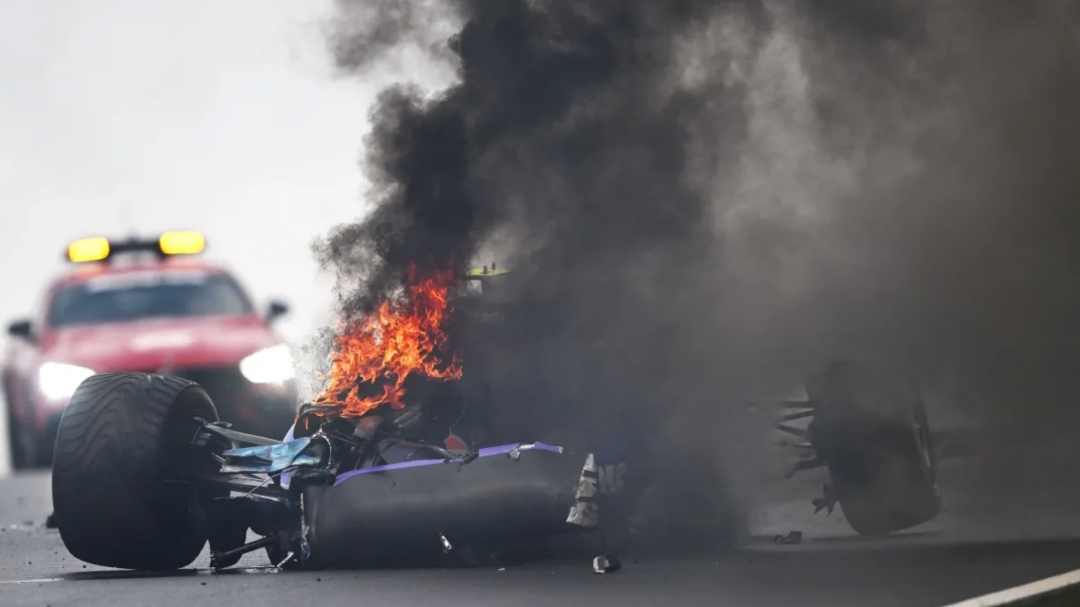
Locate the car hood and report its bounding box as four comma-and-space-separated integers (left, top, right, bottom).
42, 315, 281, 372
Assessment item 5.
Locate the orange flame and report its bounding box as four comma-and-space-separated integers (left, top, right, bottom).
312, 266, 462, 418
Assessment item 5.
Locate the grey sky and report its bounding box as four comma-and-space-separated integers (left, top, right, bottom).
0, 0, 430, 341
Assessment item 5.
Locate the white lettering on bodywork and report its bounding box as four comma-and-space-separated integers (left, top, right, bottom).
599, 463, 627, 494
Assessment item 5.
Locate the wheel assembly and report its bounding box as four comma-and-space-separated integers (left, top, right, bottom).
52, 373, 219, 570
773, 361, 940, 536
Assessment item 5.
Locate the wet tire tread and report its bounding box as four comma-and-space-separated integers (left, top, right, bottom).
52, 373, 214, 570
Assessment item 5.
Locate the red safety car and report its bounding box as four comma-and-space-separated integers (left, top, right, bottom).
2, 231, 298, 468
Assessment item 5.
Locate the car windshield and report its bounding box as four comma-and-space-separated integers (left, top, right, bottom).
48, 270, 254, 327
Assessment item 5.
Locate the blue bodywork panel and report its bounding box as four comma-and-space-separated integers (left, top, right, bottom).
221, 437, 321, 474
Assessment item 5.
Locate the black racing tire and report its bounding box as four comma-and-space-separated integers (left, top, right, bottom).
806, 361, 940, 536
52, 373, 219, 570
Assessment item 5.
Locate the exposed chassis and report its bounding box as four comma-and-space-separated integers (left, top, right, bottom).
191, 420, 602, 570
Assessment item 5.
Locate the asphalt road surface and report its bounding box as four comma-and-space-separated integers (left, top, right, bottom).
4, 443, 1080, 607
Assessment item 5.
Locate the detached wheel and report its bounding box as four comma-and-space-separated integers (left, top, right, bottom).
806, 362, 940, 536
52, 373, 218, 570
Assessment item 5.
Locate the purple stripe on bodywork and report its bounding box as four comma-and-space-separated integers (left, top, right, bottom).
333, 442, 565, 486
478, 442, 562, 457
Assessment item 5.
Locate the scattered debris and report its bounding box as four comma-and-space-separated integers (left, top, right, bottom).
812, 483, 838, 516
773, 531, 803, 545
592, 555, 622, 574
440, 533, 453, 554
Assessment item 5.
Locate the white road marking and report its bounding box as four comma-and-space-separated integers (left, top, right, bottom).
0, 566, 281, 585
0, 578, 62, 585
941, 567, 1080, 606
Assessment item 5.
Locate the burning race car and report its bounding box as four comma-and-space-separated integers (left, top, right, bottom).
48, 268, 940, 571
3, 232, 297, 468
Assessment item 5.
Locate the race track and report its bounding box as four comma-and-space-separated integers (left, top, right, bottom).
0, 396, 12, 478
5, 445, 1080, 607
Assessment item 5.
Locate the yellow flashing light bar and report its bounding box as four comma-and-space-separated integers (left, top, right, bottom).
66, 231, 206, 263
159, 231, 206, 256
67, 237, 111, 263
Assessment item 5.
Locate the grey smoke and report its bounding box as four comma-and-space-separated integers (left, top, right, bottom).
315, 0, 1080, 501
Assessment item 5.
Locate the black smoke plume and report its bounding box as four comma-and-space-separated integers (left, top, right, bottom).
315, 0, 1080, 516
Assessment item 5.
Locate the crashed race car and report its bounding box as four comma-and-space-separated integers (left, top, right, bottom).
50, 372, 734, 570
48, 268, 940, 571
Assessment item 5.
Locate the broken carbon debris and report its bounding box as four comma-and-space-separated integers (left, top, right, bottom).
773, 531, 803, 545
812, 483, 837, 516
566, 453, 601, 528
592, 555, 622, 574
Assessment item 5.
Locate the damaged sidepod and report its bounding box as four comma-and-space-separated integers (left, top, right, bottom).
301, 443, 600, 567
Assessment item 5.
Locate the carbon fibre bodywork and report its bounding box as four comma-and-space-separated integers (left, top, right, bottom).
301, 443, 593, 567
199, 417, 609, 569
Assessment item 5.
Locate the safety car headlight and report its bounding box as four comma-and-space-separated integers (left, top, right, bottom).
38, 362, 95, 401
239, 344, 295, 384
